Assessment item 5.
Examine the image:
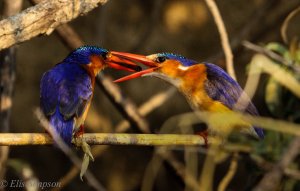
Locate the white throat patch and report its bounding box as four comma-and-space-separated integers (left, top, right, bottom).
178, 65, 189, 71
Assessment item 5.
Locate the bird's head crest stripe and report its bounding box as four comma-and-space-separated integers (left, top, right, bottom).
157, 53, 197, 67
63, 46, 108, 65
157, 52, 186, 60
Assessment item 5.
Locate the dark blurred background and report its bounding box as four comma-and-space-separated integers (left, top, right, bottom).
1, 0, 300, 190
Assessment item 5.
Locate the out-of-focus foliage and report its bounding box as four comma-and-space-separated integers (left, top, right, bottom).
265, 40, 300, 122
248, 38, 300, 190
262, 40, 300, 161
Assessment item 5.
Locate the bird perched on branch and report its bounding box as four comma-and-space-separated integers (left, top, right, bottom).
40, 46, 140, 179
111, 52, 264, 142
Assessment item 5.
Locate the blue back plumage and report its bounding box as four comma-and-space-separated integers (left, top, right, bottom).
40, 61, 93, 145
203, 63, 264, 138
63, 46, 108, 65
204, 63, 243, 108
157, 53, 197, 66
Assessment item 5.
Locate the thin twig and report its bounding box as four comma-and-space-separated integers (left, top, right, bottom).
199, 140, 220, 191
0, 133, 207, 146
0, 0, 108, 50
157, 148, 201, 191
254, 137, 300, 191
281, 5, 300, 44
218, 153, 239, 191
204, 0, 236, 80
284, 168, 300, 180
251, 154, 300, 181
115, 88, 176, 133
55, 24, 84, 49
233, 55, 261, 112
141, 149, 164, 191
249, 54, 300, 98
243, 41, 291, 67
55, 166, 81, 190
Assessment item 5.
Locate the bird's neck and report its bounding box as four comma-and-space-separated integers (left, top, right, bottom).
179, 64, 206, 92
178, 64, 214, 110
81, 55, 105, 82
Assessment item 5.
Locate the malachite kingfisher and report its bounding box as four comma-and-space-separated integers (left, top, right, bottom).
111, 52, 264, 141
40, 46, 141, 178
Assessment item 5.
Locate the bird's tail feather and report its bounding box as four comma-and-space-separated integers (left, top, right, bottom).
253, 126, 264, 139
49, 108, 74, 145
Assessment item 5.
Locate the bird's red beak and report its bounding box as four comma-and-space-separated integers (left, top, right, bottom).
111, 51, 159, 83
106, 53, 142, 72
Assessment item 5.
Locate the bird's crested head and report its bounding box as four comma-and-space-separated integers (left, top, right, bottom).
64, 46, 109, 65
62, 46, 141, 77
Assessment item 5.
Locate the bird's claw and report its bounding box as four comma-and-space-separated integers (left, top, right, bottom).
74, 125, 85, 138
82, 141, 94, 161
80, 153, 90, 181
72, 136, 94, 180
79, 141, 94, 180
196, 130, 209, 147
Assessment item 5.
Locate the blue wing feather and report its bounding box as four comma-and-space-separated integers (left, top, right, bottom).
40, 63, 92, 144
40, 71, 59, 116
204, 63, 264, 138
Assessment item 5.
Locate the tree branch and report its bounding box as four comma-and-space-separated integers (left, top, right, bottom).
0, 0, 107, 50
0, 133, 206, 146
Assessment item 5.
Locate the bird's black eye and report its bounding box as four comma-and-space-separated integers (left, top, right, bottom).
101, 52, 108, 60
156, 56, 166, 63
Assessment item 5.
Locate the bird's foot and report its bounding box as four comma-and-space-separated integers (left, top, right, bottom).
74, 125, 85, 138
81, 140, 94, 161
196, 130, 209, 147
72, 134, 94, 181
80, 141, 94, 180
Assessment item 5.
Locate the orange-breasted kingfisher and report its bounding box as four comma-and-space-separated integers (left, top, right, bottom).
40, 46, 140, 178
111, 52, 264, 141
